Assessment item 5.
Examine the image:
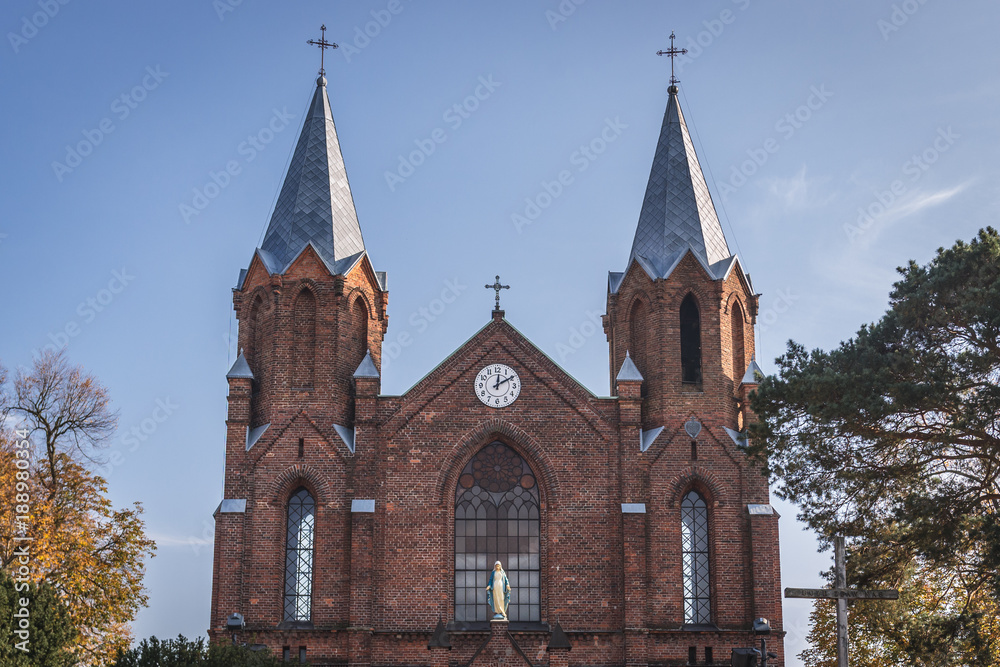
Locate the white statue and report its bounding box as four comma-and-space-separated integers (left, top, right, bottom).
485, 561, 511, 619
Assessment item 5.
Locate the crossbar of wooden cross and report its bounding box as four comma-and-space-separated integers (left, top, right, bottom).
785, 536, 899, 667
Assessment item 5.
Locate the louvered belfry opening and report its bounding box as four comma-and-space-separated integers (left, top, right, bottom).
454, 442, 540, 624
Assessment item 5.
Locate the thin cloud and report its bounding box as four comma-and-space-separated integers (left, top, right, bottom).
148, 532, 212, 548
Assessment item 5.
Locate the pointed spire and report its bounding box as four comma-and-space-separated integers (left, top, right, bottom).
741, 357, 764, 385
628, 84, 731, 278
259, 75, 366, 274
226, 351, 254, 379
616, 350, 644, 382
353, 350, 380, 379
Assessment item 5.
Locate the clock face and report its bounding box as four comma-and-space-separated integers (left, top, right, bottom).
475, 363, 521, 408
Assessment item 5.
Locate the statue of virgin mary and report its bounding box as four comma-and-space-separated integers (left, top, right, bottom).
485, 561, 511, 619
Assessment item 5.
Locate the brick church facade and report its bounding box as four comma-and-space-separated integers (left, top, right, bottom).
209, 60, 784, 666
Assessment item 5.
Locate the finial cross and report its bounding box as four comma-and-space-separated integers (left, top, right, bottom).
307, 24, 339, 77
485, 275, 510, 312
656, 31, 688, 87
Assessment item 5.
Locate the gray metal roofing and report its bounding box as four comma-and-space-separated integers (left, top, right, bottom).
259, 76, 366, 273
741, 358, 764, 385
615, 351, 644, 382
353, 350, 380, 378
628, 87, 731, 278
226, 352, 254, 379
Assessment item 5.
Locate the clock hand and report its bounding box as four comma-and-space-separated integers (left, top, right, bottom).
496, 375, 512, 387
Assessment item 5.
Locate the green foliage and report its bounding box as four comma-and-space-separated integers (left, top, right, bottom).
748, 228, 1000, 664
112, 635, 293, 667
0, 569, 78, 666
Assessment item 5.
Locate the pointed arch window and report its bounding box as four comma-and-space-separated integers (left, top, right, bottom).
629, 299, 649, 380
681, 490, 711, 625
283, 487, 315, 622
731, 300, 745, 384
293, 289, 316, 388
248, 295, 266, 391
455, 442, 540, 624
680, 294, 702, 386
351, 298, 369, 370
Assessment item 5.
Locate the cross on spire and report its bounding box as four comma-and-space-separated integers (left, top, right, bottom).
656, 31, 688, 88
307, 24, 339, 77
485, 275, 510, 313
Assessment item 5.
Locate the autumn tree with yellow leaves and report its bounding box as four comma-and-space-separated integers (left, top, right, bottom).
0, 351, 156, 666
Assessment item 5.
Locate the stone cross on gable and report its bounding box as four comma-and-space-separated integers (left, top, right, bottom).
785, 536, 899, 667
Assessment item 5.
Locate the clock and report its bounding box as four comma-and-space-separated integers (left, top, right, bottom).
475, 363, 521, 408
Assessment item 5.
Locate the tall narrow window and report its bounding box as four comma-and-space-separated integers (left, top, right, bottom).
249, 295, 266, 390
351, 298, 369, 370
680, 294, 702, 386
284, 487, 315, 622
292, 290, 316, 388
731, 301, 745, 383
455, 442, 540, 625
629, 299, 648, 379
681, 490, 711, 625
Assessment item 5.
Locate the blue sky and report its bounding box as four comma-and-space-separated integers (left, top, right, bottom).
2, 1, 999, 663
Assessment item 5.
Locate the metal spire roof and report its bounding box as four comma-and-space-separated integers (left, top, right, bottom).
259, 75, 366, 275
616, 351, 644, 383
226, 351, 254, 380
628, 84, 731, 279
353, 350, 380, 379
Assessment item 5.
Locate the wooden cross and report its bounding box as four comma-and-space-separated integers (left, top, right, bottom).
307, 24, 339, 77
785, 536, 899, 667
656, 31, 688, 87
485, 275, 510, 312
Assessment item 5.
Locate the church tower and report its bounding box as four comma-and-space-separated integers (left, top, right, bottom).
603, 74, 782, 664
230, 71, 387, 432
211, 70, 387, 646
604, 80, 759, 434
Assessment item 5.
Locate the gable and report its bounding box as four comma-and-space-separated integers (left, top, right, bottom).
379, 318, 615, 443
